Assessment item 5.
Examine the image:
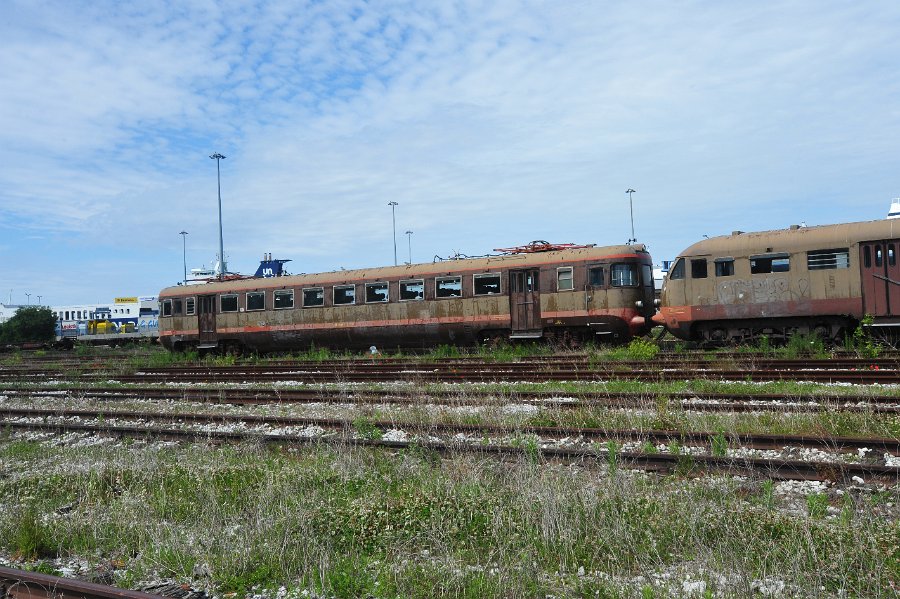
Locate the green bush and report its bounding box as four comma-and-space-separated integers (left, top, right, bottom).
0, 306, 57, 343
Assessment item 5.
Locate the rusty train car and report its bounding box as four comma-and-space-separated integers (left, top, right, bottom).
654, 219, 900, 343
158, 244, 656, 353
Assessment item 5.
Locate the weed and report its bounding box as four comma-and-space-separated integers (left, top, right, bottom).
806, 492, 829, 519
710, 430, 728, 457
604, 338, 660, 361
352, 417, 383, 440
605, 440, 619, 472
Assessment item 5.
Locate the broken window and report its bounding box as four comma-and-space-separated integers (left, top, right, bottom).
750, 253, 790, 274
557, 267, 574, 291
185, 297, 196, 316
274, 290, 294, 309
220, 294, 238, 313
610, 264, 638, 287
436, 276, 462, 298
366, 282, 389, 303
588, 267, 604, 286
807, 248, 850, 270
334, 285, 355, 305
400, 280, 424, 301
162, 300, 172, 317
669, 258, 685, 280
474, 273, 501, 295
246, 292, 265, 311
691, 259, 708, 279
714, 258, 734, 277
303, 287, 324, 307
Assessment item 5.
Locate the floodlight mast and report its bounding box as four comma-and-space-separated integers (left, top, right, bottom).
626, 188, 636, 244
210, 153, 227, 279
388, 201, 399, 266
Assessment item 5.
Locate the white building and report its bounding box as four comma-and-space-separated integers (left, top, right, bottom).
0, 303, 22, 325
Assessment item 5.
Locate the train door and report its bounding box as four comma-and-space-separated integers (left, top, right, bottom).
509, 269, 542, 338
198, 294, 218, 345
860, 240, 900, 316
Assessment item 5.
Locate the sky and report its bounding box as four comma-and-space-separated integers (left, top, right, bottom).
2, 0, 900, 306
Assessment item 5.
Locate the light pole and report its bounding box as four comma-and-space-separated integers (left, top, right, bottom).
25, 292, 31, 305
388, 201, 398, 266
405, 230, 413, 264
180, 231, 189, 284
210, 152, 227, 279
625, 188, 636, 244
36, 295, 42, 305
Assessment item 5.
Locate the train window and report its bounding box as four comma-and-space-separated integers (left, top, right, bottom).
334, 285, 356, 305
714, 258, 734, 277
303, 287, 325, 307
807, 248, 850, 270
185, 298, 196, 316
173, 299, 183, 315
750, 253, 790, 274
474, 273, 501, 295
400, 280, 424, 301
890, 245, 896, 267
864, 246, 872, 268
669, 258, 685, 280
436, 276, 462, 298
691, 259, 708, 279
588, 267, 604, 286
556, 267, 574, 291
247, 291, 265, 311
220, 294, 238, 312
611, 264, 639, 287
161, 302, 171, 317
274, 290, 294, 309
365, 282, 389, 303
876, 245, 883, 267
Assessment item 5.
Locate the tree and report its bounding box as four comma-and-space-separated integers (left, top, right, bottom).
0, 306, 57, 343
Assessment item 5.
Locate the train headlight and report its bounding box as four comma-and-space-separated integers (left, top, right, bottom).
635, 300, 644, 308
654, 299, 661, 307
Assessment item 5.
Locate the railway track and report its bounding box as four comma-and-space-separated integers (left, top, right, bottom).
3, 417, 897, 483
0, 565, 161, 599
3, 405, 898, 453
3, 361, 900, 384
3, 385, 899, 414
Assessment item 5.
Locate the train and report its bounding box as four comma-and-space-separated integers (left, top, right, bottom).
158, 244, 657, 353
654, 218, 900, 343
157, 215, 900, 353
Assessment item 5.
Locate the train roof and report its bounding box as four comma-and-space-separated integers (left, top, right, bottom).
159, 243, 649, 297
675, 218, 900, 258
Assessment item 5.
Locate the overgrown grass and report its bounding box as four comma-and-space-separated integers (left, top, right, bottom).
0, 442, 897, 598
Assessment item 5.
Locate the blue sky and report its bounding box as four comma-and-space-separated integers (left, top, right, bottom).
2, 0, 900, 306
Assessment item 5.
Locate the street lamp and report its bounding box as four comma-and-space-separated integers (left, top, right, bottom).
180, 231, 189, 284
37, 295, 42, 305
625, 188, 637, 244
405, 230, 413, 264
24, 292, 31, 305
388, 201, 399, 266
210, 152, 227, 279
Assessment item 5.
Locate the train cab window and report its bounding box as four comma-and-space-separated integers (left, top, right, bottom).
864, 246, 872, 268
161, 302, 172, 317
220, 294, 238, 313
365, 282, 389, 303
185, 298, 196, 316
876, 245, 884, 267
588, 267, 604, 287
474, 273, 501, 295
807, 248, 850, 270
610, 264, 639, 287
691, 259, 708, 279
246, 291, 265, 311
334, 285, 356, 305
274, 290, 294, 309
436, 276, 462, 298
669, 258, 685, 280
556, 267, 574, 291
714, 258, 734, 277
303, 287, 325, 307
890, 245, 896, 267
173, 299, 183, 315
750, 253, 790, 274
400, 280, 424, 301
